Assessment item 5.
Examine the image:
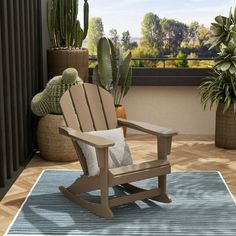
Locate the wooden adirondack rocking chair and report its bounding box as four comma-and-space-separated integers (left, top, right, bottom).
59, 83, 177, 218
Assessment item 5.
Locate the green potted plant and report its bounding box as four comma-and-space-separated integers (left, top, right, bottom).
200, 7, 236, 149
31, 68, 83, 161
47, 0, 89, 81
92, 37, 132, 135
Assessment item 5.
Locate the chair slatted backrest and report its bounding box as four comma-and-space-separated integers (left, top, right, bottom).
60, 83, 118, 174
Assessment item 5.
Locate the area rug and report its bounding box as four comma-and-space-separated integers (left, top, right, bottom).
5, 170, 236, 236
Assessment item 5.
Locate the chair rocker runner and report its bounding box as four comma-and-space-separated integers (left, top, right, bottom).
59, 83, 177, 218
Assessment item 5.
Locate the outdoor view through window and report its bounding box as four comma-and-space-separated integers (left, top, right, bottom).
78, 0, 236, 68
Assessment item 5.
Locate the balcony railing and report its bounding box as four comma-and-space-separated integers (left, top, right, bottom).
131, 57, 213, 68
88, 57, 213, 86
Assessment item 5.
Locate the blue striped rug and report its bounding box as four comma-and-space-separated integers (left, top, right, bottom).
6, 171, 236, 236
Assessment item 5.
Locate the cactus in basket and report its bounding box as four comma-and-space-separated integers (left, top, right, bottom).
92, 37, 132, 105
47, 0, 89, 48
31, 68, 83, 116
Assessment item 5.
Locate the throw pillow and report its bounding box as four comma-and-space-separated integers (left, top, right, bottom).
77, 128, 133, 176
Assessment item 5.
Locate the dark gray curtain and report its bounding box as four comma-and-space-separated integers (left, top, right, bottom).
0, 0, 43, 199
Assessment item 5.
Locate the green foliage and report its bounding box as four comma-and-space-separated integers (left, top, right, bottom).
87, 17, 104, 55
121, 31, 138, 51
175, 51, 188, 67
131, 42, 158, 67
199, 70, 236, 112
141, 13, 163, 53
92, 37, 132, 105
206, 7, 236, 50
161, 18, 188, 55
109, 29, 119, 50
47, 0, 89, 48
197, 25, 211, 47
200, 6, 236, 112
162, 59, 176, 68
188, 21, 200, 43
121, 31, 131, 51
214, 39, 236, 74
187, 52, 199, 67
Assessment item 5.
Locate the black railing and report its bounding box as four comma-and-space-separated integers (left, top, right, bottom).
89, 57, 213, 68
131, 57, 213, 68
88, 57, 212, 86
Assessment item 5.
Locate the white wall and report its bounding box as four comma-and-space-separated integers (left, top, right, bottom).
123, 86, 216, 135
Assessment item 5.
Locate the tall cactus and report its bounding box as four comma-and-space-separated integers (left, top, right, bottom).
47, 0, 89, 48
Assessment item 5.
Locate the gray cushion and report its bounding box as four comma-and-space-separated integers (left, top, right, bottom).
77, 128, 133, 176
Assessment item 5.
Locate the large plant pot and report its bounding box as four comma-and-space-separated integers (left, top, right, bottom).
47, 48, 89, 82
115, 105, 127, 137
215, 103, 236, 149
37, 114, 77, 161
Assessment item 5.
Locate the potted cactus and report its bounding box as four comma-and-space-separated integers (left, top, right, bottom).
47, 0, 89, 81
200, 7, 236, 149
92, 37, 132, 135
31, 68, 83, 161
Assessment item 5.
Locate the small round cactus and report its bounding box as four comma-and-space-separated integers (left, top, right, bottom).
31, 68, 83, 116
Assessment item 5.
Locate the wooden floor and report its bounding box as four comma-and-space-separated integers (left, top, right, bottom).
1, 134, 236, 235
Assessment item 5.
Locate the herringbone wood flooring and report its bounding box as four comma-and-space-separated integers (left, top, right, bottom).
1, 134, 236, 235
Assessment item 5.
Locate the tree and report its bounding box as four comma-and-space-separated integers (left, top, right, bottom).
197, 25, 212, 57
131, 41, 158, 67
161, 18, 188, 55
121, 31, 130, 51
121, 31, 138, 51
87, 17, 104, 56
197, 25, 211, 47
141, 12, 163, 54
175, 51, 188, 67
188, 21, 200, 43
109, 28, 119, 49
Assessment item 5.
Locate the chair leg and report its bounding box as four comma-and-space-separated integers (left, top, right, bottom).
152, 175, 171, 203
99, 171, 113, 218
59, 147, 114, 219
156, 136, 172, 203
96, 147, 113, 218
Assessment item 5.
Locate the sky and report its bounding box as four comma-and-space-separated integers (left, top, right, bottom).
78, 0, 236, 37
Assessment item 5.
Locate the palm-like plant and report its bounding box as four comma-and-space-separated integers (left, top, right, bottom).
200, 7, 236, 112
200, 70, 236, 112
207, 9, 236, 50
93, 37, 132, 105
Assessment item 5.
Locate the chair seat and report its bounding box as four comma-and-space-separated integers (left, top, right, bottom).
110, 160, 169, 176
109, 160, 171, 186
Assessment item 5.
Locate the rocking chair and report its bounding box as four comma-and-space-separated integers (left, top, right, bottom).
59, 83, 177, 218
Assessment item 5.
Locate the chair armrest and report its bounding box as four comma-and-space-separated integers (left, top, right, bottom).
118, 118, 178, 137
59, 127, 115, 148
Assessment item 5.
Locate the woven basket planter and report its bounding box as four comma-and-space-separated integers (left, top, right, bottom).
37, 114, 77, 161
215, 103, 236, 149
47, 48, 88, 82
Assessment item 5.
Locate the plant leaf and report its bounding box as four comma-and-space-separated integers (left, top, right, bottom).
220, 62, 231, 71
97, 37, 113, 91
119, 51, 132, 93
